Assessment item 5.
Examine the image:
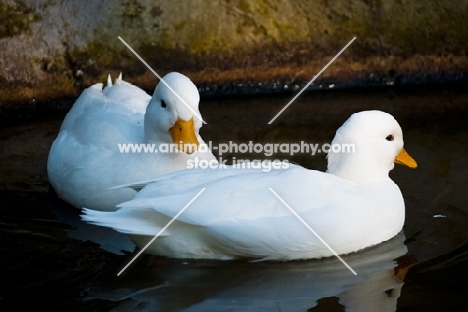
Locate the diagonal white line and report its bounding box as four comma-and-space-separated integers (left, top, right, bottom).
268, 37, 356, 124
269, 188, 357, 275
118, 36, 206, 124
117, 188, 206, 276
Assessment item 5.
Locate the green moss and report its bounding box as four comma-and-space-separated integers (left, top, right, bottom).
61, 40, 126, 79
323, 0, 468, 57
121, 0, 146, 27
174, 21, 186, 31
272, 20, 291, 32
238, 0, 251, 13
0, 1, 41, 39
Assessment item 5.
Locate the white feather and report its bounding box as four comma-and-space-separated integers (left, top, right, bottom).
81, 110, 416, 260
48, 72, 215, 211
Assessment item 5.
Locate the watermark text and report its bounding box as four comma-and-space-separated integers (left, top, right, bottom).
117, 141, 355, 156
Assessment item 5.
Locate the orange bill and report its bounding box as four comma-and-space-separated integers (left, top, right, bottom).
395, 148, 417, 168
169, 117, 199, 154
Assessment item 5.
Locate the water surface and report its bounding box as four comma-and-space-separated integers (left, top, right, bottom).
0, 84, 467, 311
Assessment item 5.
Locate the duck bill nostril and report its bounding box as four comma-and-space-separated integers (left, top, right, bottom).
169, 117, 200, 154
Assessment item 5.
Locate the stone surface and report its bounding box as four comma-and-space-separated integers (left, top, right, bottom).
0, 0, 467, 103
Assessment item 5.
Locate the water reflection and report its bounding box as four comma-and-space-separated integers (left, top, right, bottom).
85, 232, 415, 311
50, 194, 135, 255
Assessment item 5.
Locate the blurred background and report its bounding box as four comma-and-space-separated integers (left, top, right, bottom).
1, 0, 467, 103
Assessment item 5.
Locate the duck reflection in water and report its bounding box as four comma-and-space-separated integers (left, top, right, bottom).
86, 232, 417, 311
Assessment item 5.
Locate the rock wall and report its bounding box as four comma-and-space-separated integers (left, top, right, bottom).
0, 0, 467, 102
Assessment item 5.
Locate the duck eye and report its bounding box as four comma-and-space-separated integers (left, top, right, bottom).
161, 100, 167, 108
386, 134, 394, 141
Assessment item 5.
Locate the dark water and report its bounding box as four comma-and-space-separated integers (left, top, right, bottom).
0, 84, 467, 311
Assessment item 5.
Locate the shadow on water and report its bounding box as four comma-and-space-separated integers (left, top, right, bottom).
0, 83, 467, 310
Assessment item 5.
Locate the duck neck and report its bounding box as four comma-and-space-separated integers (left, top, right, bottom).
326, 148, 393, 183
143, 100, 171, 144
144, 117, 167, 144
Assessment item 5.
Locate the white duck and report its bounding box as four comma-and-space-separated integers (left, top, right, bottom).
48, 72, 215, 211
82, 110, 417, 260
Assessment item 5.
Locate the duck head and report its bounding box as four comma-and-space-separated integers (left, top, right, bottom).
144, 72, 202, 154
326, 110, 417, 183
